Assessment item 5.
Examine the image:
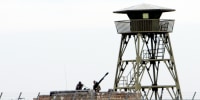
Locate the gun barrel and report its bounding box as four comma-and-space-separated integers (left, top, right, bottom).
98, 72, 109, 84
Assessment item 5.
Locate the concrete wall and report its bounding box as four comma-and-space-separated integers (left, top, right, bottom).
36, 91, 141, 100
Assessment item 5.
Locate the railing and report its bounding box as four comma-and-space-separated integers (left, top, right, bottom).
114, 19, 174, 33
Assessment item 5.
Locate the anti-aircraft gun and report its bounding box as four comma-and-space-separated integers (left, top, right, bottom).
93, 72, 109, 92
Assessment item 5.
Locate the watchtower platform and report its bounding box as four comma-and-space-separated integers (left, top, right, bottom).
115, 19, 174, 33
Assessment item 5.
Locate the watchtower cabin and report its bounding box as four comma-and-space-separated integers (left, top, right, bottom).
113, 4, 182, 100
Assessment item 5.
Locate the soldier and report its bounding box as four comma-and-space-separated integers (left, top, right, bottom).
76, 81, 83, 90
93, 80, 101, 92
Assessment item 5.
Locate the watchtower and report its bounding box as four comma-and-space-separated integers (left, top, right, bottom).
113, 4, 182, 99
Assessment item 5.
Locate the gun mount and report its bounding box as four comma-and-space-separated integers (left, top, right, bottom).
93, 72, 109, 91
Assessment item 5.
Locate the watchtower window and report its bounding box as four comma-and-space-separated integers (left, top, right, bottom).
143, 13, 149, 19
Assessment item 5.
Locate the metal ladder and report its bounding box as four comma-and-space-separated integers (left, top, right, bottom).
156, 37, 165, 59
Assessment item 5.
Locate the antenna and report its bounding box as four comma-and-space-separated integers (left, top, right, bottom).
64, 64, 67, 89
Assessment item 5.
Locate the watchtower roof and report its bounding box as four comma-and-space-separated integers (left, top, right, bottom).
113, 3, 175, 13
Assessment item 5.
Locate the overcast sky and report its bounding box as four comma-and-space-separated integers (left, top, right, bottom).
0, 0, 200, 99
